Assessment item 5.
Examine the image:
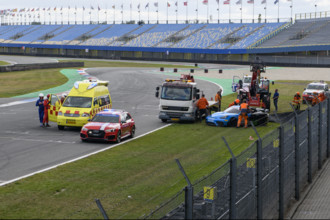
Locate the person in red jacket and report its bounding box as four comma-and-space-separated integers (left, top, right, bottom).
237, 100, 249, 128
196, 94, 209, 122
43, 94, 51, 127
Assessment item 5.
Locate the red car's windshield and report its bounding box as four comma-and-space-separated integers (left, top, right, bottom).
92, 115, 120, 123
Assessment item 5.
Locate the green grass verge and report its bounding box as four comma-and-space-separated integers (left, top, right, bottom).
0, 64, 323, 218
0, 68, 68, 98
59, 59, 196, 69
0, 122, 278, 219
0, 61, 10, 66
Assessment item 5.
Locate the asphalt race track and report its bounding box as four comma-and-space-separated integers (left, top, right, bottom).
0, 63, 219, 183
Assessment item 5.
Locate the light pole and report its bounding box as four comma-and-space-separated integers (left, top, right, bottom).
264, 7, 267, 23
315, 4, 317, 18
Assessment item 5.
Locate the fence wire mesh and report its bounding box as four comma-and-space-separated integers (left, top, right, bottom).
192, 161, 231, 219
261, 128, 280, 219
298, 110, 309, 192
141, 100, 330, 220
235, 141, 258, 219
311, 104, 320, 177
321, 102, 328, 163
282, 118, 296, 211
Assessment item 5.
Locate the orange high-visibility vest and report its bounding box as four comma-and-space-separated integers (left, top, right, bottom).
197, 97, 209, 109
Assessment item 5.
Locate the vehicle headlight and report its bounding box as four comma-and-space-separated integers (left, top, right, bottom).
81, 127, 88, 131
105, 128, 116, 133
184, 113, 192, 117
58, 111, 63, 116
159, 112, 166, 116
81, 113, 90, 117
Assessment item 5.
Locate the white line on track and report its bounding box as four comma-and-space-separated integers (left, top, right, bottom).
0, 98, 36, 108
0, 136, 76, 144
0, 124, 172, 187
5, 131, 30, 135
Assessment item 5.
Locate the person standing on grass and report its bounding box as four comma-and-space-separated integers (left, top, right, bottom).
36, 93, 44, 127
273, 89, 279, 112
196, 94, 209, 122
215, 89, 222, 112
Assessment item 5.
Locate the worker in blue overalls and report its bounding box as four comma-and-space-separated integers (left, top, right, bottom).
36, 93, 45, 127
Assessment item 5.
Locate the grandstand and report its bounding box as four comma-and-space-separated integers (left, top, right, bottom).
0, 22, 289, 49
1, 16, 330, 66
257, 18, 330, 48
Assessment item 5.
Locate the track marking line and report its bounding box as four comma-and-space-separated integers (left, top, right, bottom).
0, 98, 37, 108
0, 137, 76, 144
5, 131, 30, 135
0, 124, 172, 187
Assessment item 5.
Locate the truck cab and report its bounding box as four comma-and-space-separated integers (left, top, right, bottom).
155, 76, 200, 122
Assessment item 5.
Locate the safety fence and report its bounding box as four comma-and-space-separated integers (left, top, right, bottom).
144, 99, 330, 219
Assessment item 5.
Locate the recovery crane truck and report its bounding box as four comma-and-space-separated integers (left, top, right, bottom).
237, 60, 271, 111
155, 74, 201, 122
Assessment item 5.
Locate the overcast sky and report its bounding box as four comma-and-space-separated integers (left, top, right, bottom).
0, 0, 328, 24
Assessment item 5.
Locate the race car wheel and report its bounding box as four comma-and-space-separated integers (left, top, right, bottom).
116, 131, 121, 143
228, 118, 237, 127
130, 126, 135, 138
58, 125, 64, 130
161, 119, 167, 123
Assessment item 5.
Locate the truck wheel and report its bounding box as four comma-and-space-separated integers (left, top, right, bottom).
161, 119, 167, 123
58, 125, 64, 130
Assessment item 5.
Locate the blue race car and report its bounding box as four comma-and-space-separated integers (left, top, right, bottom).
206, 105, 268, 127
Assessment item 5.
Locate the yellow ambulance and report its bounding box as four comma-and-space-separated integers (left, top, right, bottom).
48, 80, 112, 130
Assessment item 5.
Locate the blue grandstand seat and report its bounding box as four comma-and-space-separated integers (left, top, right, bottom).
82, 24, 140, 46
123, 24, 189, 47
0, 22, 289, 49
173, 23, 242, 49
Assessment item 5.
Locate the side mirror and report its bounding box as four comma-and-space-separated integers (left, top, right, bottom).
155, 91, 159, 98
156, 86, 160, 91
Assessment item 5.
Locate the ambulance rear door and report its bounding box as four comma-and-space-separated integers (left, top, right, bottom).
48, 94, 61, 122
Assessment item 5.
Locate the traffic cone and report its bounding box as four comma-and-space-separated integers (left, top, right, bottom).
249, 136, 254, 141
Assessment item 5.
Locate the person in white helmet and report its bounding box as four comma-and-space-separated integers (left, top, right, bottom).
36, 93, 45, 127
